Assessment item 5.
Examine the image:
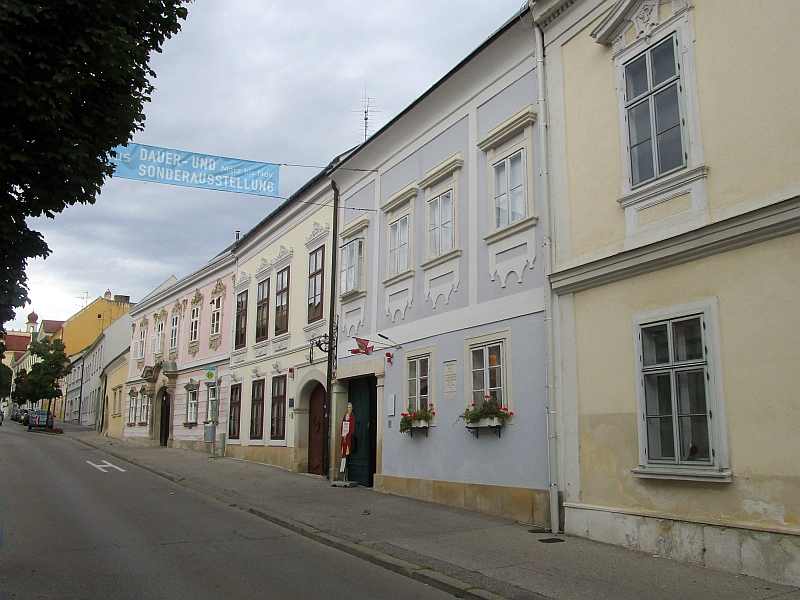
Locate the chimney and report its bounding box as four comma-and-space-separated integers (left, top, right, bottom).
113, 295, 131, 303
104, 289, 112, 300
235, 230, 241, 241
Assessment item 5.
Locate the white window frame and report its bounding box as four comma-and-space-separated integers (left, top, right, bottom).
128, 392, 138, 424
405, 344, 436, 420
169, 315, 179, 350
427, 189, 454, 260
339, 238, 364, 296
594, 1, 707, 238
206, 384, 217, 422
632, 298, 730, 482
462, 329, 514, 413
491, 148, 527, 231
187, 389, 198, 424
210, 295, 222, 336
139, 393, 150, 423
478, 106, 537, 243
189, 306, 200, 343
153, 320, 164, 355
137, 327, 146, 359
388, 213, 410, 278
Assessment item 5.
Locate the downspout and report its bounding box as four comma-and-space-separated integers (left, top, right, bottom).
534, 21, 561, 533
323, 180, 340, 480
76, 355, 85, 426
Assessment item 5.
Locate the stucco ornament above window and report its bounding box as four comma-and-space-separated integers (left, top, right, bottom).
591, 0, 689, 48
234, 271, 251, 291
272, 246, 294, 271
255, 258, 272, 280
190, 289, 204, 307
305, 222, 330, 250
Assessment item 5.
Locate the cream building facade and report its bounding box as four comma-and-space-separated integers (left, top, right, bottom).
531, 0, 800, 586
226, 169, 334, 474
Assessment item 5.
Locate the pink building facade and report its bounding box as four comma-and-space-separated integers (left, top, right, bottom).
125, 250, 235, 452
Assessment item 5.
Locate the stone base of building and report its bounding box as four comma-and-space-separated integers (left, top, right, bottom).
225, 444, 296, 471
564, 503, 800, 587
171, 439, 216, 454
376, 474, 551, 529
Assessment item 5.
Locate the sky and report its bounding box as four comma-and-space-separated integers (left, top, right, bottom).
9, 0, 528, 331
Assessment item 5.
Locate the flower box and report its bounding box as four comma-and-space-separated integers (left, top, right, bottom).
464, 416, 507, 438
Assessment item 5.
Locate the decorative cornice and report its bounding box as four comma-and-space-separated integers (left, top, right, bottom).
478, 105, 537, 152
235, 271, 251, 290
273, 246, 293, 271
184, 378, 200, 392
340, 216, 370, 239
591, 0, 689, 46
419, 153, 463, 190
211, 277, 227, 299
138, 316, 149, 329
190, 289, 204, 307
381, 181, 419, 214
305, 222, 330, 250
551, 195, 800, 295
154, 308, 167, 322
255, 258, 272, 280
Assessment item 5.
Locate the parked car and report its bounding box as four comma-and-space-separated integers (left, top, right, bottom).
28, 410, 54, 430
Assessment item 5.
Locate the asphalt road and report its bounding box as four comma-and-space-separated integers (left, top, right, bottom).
0, 423, 451, 600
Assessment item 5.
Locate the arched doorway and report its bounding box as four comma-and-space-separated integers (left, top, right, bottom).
159, 391, 171, 446
307, 384, 326, 475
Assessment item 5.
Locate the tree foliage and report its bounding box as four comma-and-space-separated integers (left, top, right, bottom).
0, 0, 190, 330
25, 338, 71, 404
11, 368, 28, 406
0, 363, 12, 399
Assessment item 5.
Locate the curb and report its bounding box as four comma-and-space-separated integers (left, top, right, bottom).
68, 434, 509, 600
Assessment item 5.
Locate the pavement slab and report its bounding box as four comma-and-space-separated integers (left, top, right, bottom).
60, 425, 799, 600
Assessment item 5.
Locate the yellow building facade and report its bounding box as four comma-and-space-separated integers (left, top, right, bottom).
533, 0, 800, 586
102, 349, 129, 440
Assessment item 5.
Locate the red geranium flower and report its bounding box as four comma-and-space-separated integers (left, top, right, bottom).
471, 403, 476, 407
509, 411, 514, 416
412, 413, 418, 420
432, 411, 436, 415
429, 403, 434, 407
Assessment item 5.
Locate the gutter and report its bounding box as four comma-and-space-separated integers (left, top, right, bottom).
533, 19, 562, 533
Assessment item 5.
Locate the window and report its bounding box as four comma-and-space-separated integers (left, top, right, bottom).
139, 394, 150, 423
625, 35, 683, 186
427, 190, 453, 258
388, 215, 409, 277
492, 150, 526, 230
152, 320, 164, 355
235, 291, 248, 349
250, 379, 264, 440
206, 385, 217, 421
640, 316, 708, 463
270, 375, 286, 440
229, 384, 241, 440
189, 306, 200, 343
210, 296, 222, 336
407, 355, 430, 413
470, 342, 506, 408
169, 315, 179, 349
340, 239, 363, 295
255, 279, 270, 341
274, 267, 289, 335
187, 389, 198, 423
307, 246, 324, 323
633, 300, 729, 480
128, 393, 138, 423
137, 327, 146, 359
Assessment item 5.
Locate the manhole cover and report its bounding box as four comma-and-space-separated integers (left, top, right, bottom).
538, 537, 565, 544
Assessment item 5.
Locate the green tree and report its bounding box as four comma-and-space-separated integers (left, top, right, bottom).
0, 0, 190, 331
11, 367, 28, 407
25, 338, 71, 417
0, 363, 12, 400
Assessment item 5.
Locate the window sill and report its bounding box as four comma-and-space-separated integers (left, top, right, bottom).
183, 421, 198, 429
253, 338, 270, 350
136, 421, 148, 427
632, 465, 732, 483
382, 268, 415, 288
420, 249, 462, 271
619, 165, 709, 209
483, 215, 538, 246
126, 422, 137, 427
268, 439, 287, 447
340, 289, 367, 302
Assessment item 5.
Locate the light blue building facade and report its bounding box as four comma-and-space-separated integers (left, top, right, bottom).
330, 11, 553, 527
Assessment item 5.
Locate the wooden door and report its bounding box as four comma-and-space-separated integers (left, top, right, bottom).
307, 384, 325, 475
159, 392, 170, 446
346, 376, 377, 487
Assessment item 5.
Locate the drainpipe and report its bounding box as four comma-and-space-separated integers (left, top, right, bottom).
323, 180, 340, 480
76, 355, 85, 425
534, 21, 561, 533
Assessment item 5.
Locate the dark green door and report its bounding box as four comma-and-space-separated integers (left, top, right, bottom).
347, 376, 377, 487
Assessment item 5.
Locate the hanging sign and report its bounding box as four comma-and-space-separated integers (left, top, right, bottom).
110, 142, 279, 197
204, 366, 218, 383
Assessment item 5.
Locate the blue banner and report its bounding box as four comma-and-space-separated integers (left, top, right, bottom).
110, 142, 279, 196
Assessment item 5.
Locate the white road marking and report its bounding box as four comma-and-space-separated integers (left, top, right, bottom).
86, 460, 126, 473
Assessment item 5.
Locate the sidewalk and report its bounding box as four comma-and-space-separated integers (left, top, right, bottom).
64, 426, 798, 600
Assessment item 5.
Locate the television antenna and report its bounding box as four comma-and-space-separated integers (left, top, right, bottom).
76, 291, 89, 309
352, 86, 381, 142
